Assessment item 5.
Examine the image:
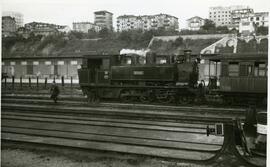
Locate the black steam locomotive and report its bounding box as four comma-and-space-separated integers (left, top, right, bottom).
78, 50, 200, 104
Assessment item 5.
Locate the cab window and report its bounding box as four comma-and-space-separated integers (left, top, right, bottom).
138, 56, 146, 65
121, 57, 132, 65
254, 62, 266, 76
156, 57, 167, 64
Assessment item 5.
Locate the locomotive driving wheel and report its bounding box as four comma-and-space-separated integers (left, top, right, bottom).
156, 90, 175, 104
178, 96, 193, 105
87, 89, 100, 103
120, 90, 133, 102
139, 90, 154, 103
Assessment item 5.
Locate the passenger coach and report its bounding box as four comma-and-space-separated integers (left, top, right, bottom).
209, 52, 268, 105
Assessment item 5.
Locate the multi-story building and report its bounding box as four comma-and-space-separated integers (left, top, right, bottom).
239, 17, 256, 35
209, 5, 250, 27
72, 22, 101, 33
239, 12, 268, 35
25, 22, 70, 36
2, 16, 16, 37
186, 16, 205, 31
116, 14, 179, 32
94, 10, 113, 30
250, 12, 269, 27
231, 8, 254, 29
2, 11, 24, 29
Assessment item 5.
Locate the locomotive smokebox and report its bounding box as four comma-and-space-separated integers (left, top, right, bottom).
184, 49, 192, 62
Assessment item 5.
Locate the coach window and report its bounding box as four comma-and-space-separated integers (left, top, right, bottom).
247, 65, 253, 76
254, 62, 266, 76
228, 62, 239, 76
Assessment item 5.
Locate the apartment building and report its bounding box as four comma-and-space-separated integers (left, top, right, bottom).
231, 8, 254, 29
116, 14, 179, 32
186, 16, 205, 31
25, 22, 70, 36
250, 12, 269, 27
2, 11, 24, 29
94, 10, 113, 30
208, 5, 249, 27
73, 22, 101, 33
2, 16, 16, 37
239, 12, 268, 35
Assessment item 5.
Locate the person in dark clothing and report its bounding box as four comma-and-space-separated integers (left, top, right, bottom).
50, 81, 60, 103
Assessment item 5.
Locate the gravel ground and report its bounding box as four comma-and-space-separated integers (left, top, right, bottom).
1, 142, 214, 167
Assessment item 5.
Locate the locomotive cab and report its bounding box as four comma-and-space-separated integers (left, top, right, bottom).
78, 54, 112, 86
175, 50, 199, 88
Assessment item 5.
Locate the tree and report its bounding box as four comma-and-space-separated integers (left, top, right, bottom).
68, 31, 85, 39
216, 26, 229, 33
257, 26, 268, 35
98, 28, 112, 38
201, 19, 216, 32
87, 29, 99, 38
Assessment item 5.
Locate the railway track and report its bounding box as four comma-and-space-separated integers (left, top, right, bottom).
2, 103, 222, 160
1, 94, 265, 166
2, 93, 247, 118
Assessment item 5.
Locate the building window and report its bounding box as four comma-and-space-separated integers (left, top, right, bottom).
10, 62, 16, 65
2, 62, 4, 66
45, 61, 51, 65
27, 64, 33, 75
256, 17, 259, 21
228, 62, 239, 76
33, 61, 39, 65
21, 61, 27, 65
57, 61, 64, 65
70, 60, 77, 65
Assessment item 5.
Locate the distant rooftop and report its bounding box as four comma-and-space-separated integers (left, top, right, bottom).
117, 13, 178, 19
186, 16, 204, 21
94, 10, 113, 15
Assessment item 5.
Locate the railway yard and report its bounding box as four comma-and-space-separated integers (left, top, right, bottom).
1, 87, 267, 167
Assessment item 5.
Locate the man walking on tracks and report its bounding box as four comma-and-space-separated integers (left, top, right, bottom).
50, 81, 60, 103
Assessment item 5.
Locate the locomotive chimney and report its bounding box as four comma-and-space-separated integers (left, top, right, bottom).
184, 49, 191, 62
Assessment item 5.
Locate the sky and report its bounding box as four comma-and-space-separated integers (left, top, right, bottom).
1, 0, 270, 30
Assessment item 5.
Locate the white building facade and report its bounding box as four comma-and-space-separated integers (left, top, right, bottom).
2, 11, 24, 29
117, 14, 179, 32
239, 12, 268, 35
208, 5, 250, 27
186, 16, 205, 31
94, 10, 113, 30
231, 8, 254, 29
72, 22, 101, 33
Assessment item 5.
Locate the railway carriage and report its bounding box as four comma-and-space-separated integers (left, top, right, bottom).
208, 53, 268, 105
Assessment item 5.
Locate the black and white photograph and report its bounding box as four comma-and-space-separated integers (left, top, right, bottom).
1, 0, 269, 166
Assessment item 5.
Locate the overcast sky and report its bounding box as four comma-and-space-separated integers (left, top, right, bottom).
1, 0, 270, 29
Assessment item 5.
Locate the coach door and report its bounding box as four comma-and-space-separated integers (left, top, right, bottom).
88, 59, 102, 83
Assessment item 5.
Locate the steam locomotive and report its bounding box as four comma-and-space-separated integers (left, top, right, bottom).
78, 50, 267, 106
78, 50, 200, 104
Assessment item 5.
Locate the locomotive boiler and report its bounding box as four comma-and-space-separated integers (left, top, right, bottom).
78, 50, 200, 104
